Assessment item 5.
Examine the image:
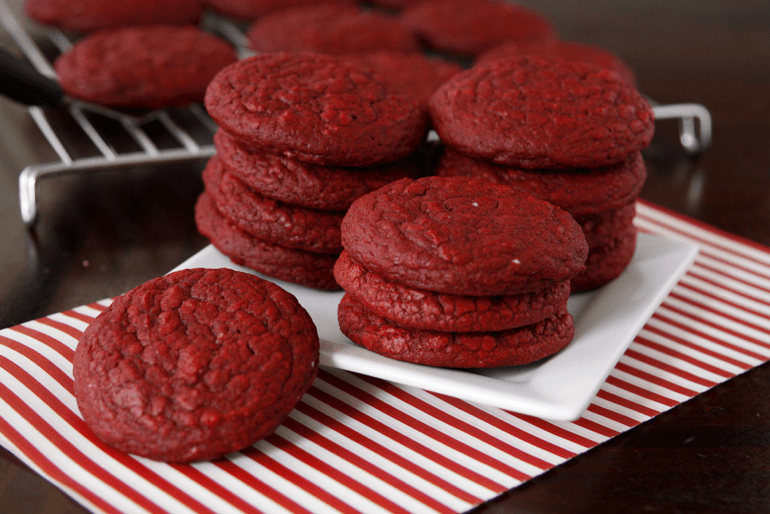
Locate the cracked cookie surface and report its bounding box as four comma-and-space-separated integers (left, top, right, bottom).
73, 267, 319, 462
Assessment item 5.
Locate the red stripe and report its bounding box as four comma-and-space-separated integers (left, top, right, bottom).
603, 375, 679, 408
645, 319, 755, 370
313, 372, 506, 492
694, 259, 770, 295
636, 199, 770, 260
636, 332, 743, 378
570, 416, 620, 438
657, 302, 770, 357
352, 373, 537, 480
686, 268, 770, 308
678, 278, 770, 322
613, 361, 699, 397
295, 400, 481, 505
667, 291, 770, 342
9, 325, 74, 361
594, 389, 661, 418
0, 356, 219, 514
624, 348, 718, 388
506, 414, 598, 448
0, 413, 122, 514
35, 317, 85, 342
216, 456, 315, 514
61, 309, 97, 325
0, 377, 167, 514
0, 334, 72, 391
266, 430, 414, 514
283, 415, 457, 514
87, 301, 109, 312
169, 465, 264, 514
430, 392, 577, 460
585, 403, 639, 427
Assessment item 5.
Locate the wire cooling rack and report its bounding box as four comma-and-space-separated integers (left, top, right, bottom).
0, 0, 712, 226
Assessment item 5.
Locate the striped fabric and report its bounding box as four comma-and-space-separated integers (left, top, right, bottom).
1, 200, 768, 514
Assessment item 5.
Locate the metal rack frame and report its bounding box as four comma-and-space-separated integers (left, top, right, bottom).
0, 0, 713, 226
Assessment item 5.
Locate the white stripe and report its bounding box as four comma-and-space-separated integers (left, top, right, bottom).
696, 254, 770, 291
578, 408, 634, 431
589, 396, 654, 423
671, 284, 770, 330
301, 391, 497, 500
349, 376, 546, 478
136, 458, 250, 514
71, 304, 104, 320
288, 407, 474, 511
635, 205, 770, 266
678, 274, 770, 317
661, 297, 770, 354
646, 314, 764, 366
197, 457, 306, 514
0, 395, 151, 514
47, 312, 89, 333
22, 319, 80, 350
687, 262, 770, 305
599, 381, 671, 414
607, 367, 692, 403
402, 386, 567, 466
276, 423, 445, 514
324, 371, 533, 484
0, 367, 201, 514
475, 406, 603, 450
618, 354, 713, 393
1, 328, 73, 377
250, 438, 391, 514
0, 344, 78, 413
314, 375, 517, 489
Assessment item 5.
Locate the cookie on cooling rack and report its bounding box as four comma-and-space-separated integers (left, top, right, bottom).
73, 267, 320, 462
25, 0, 204, 32
54, 25, 237, 110
205, 0, 355, 20
429, 54, 655, 169
245, 3, 419, 55
204, 52, 429, 167
400, 0, 556, 57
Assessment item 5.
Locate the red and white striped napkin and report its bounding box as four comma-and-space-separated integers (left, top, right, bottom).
1, 200, 768, 514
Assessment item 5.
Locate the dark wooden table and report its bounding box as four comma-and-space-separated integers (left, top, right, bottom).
2, 0, 769, 512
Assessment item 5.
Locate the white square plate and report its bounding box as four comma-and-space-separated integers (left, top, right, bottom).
174, 232, 698, 421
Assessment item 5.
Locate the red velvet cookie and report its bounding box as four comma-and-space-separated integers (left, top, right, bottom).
334, 250, 570, 332
25, 0, 203, 32
435, 148, 647, 216
73, 267, 319, 462
476, 40, 637, 86
339, 51, 462, 106
214, 130, 422, 211
340, 176, 588, 296
429, 55, 655, 168
400, 0, 556, 57
205, 0, 355, 20
338, 294, 574, 368
246, 3, 419, 55
205, 52, 429, 166
203, 156, 344, 254
196, 193, 340, 290
571, 227, 638, 291
54, 25, 237, 110
576, 203, 637, 249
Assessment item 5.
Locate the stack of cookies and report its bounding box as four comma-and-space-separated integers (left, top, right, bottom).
335, 176, 589, 368
197, 52, 429, 289
429, 54, 655, 291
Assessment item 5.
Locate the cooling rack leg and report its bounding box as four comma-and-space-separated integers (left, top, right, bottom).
652, 103, 713, 156
18, 165, 39, 226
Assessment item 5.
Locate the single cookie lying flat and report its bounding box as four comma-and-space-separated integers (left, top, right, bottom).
73, 267, 319, 462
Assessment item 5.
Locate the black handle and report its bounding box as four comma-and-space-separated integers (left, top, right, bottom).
0, 47, 64, 107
